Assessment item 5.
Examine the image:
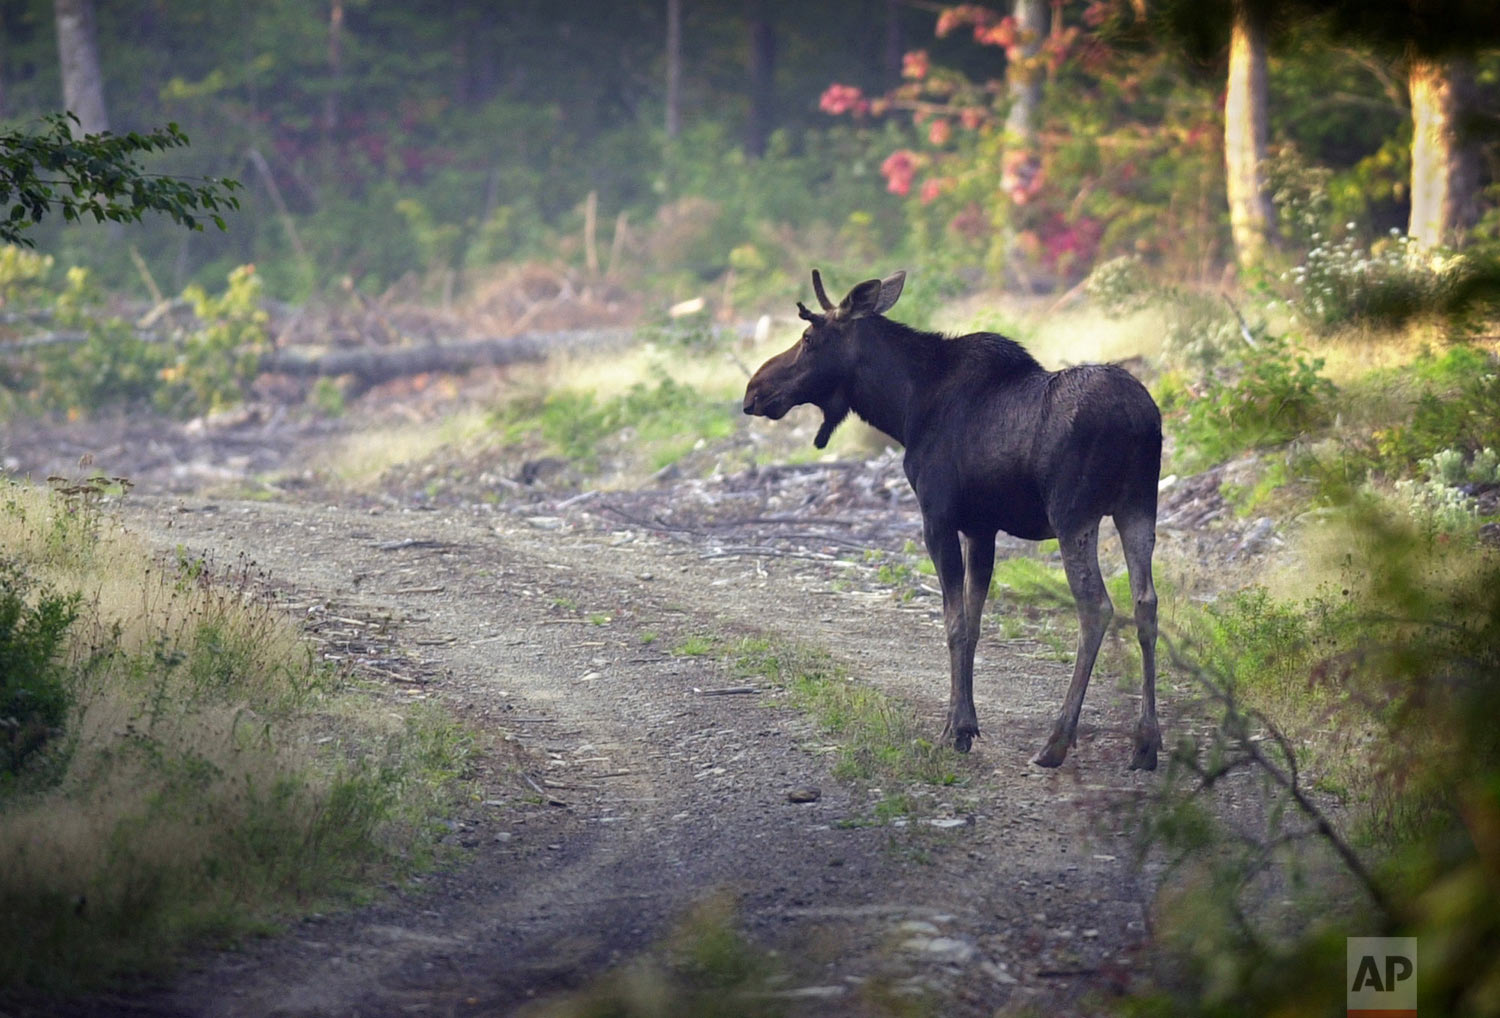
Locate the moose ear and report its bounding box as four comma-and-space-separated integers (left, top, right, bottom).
841, 278, 885, 318
874, 270, 906, 315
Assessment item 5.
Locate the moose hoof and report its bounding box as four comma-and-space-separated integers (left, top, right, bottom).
1128, 743, 1157, 771
1129, 727, 1161, 772
1031, 738, 1070, 769
941, 721, 979, 754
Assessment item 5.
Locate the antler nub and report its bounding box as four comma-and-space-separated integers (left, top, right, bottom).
796, 301, 821, 323
811, 269, 833, 311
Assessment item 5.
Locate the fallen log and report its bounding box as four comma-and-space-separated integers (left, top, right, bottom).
3, 318, 755, 389
259, 326, 642, 386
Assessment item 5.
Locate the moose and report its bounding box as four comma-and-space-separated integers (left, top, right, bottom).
743, 270, 1163, 769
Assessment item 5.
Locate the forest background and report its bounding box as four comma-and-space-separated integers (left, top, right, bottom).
7, 0, 1496, 312
3, 1, 1500, 1015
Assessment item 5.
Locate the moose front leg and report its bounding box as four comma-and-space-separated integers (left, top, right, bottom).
925, 520, 979, 752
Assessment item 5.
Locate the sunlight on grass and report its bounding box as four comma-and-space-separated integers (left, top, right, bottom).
315, 406, 493, 488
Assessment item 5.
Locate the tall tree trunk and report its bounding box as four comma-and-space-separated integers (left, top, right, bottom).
53, 0, 107, 134
1408, 56, 1478, 250
455, 1, 499, 106
1224, 2, 1272, 271
745, 0, 775, 158
322, 0, 344, 140
665, 0, 682, 139
884, 0, 903, 87
994, 0, 1047, 286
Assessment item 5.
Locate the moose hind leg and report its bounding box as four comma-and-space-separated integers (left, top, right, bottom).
961, 532, 995, 664
926, 520, 979, 752
1034, 524, 1112, 768
953, 531, 996, 743
1116, 510, 1161, 770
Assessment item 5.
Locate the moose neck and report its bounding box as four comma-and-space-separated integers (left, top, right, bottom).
842, 319, 939, 447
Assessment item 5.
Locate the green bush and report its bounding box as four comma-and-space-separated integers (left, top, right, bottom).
12, 261, 271, 419
1162, 335, 1338, 473
1373, 347, 1500, 474
0, 560, 78, 779
0, 481, 476, 991
500, 373, 738, 473
1279, 230, 1500, 334
1129, 506, 1500, 1016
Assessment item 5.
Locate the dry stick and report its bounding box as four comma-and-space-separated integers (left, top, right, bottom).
583, 190, 600, 278
697, 514, 867, 528
1220, 293, 1259, 349
701, 547, 837, 561
246, 147, 314, 279
605, 210, 629, 282
127, 245, 164, 305
603, 503, 869, 552
1165, 639, 1390, 915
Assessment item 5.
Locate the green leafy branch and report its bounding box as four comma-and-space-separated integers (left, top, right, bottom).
0, 113, 240, 245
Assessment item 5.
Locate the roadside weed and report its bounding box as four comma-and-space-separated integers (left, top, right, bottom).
0, 481, 475, 991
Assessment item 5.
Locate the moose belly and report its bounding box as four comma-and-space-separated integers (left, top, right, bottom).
961, 500, 1054, 541
916, 472, 1054, 541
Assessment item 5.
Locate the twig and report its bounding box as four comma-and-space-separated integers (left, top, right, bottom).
375, 538, 455, 551
1165, 640, 1390, 915
701, 547, 837, 561
1220, 293, 1259, 349
555, 490, 599, 511
246, 146, 313, 274
128, 245, 164, 305
521, 770, 568, 806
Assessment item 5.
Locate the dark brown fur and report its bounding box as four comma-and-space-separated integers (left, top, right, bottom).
744, 270, 1163, 769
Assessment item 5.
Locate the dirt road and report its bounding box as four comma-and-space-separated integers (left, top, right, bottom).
63, 489, 1163, 1018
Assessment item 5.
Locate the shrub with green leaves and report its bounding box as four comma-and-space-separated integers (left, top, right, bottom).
499, 372, 738, 473
1129, 505, 1500, 1016
30, 266, 172, 412
1279, 229, 1500, 334
0, 482, 474, 990
0, 559, 78, 779
165, 263, 271, 415
1161, 335, 1338, 473
4, 258, 270, 419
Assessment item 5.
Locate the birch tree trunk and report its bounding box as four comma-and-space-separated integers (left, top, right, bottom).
1003, 0, 1046, 149
54, 0, 108, 134
1224, 3, 1272, 271
995, 0, 1048, 287
1408, 56, 1478, 250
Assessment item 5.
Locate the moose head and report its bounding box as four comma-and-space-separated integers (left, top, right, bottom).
741, 268, 906, 448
